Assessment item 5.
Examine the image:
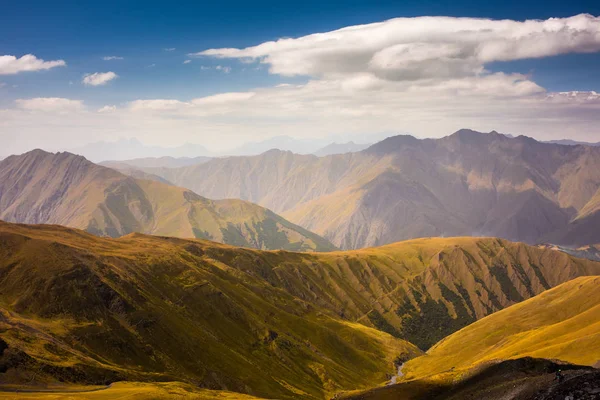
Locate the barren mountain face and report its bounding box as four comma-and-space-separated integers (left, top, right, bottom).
144, 131, 600, 249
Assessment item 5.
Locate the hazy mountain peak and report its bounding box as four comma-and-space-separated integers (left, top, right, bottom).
313, 141, 371, 156
364, 134, 421, 154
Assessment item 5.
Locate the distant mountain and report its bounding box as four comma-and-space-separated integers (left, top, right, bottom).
102, 155, 212, 169
68, 138, 215, 162
313, 141, 371, 156
0, 150, 336, 251
227, 135, 327, 155
98, 160, 175, 185
545, 139, 600, 146
538, 243, 600, 262
227, 133, 393, 156
144, 129, 600, 249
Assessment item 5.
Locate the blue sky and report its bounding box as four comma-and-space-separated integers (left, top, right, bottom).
1, 0, 600, 154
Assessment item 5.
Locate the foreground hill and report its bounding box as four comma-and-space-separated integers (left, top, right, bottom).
0, 221, 416, 399
0, 150, 335, 251
345, 276, 600, 400
145, 130, 600, 249
1, 222, 599, 399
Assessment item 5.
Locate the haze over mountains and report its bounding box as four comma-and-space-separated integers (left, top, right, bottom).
0, 150, 335, 251
68, 133, 390, 163
0, 221, 599, 399
128, 130, 600, 249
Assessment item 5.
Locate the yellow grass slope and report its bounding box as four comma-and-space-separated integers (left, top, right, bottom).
0, 382, 265, 399
403, 276, 600, 382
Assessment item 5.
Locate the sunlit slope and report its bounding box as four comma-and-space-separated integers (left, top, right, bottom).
0, 150, 335, 251
343, 277, 600, 400
0, 382, 265, 399
0, 221, 417, 399
276, 237, 600, 349
402, 276, 600, 382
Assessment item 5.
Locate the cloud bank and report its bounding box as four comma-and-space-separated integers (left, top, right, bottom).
195, 14, 600, 81
15, 98, 84, 112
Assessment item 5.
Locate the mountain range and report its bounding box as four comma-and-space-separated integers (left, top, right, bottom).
67, 134, 387, 163
0, 221, 599, 399
102, 156, 213, 169
68, 138, 216, 163
0, 150, 335, 251
133, 130, 600, 249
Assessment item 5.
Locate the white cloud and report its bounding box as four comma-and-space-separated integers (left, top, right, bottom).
183, 59, 192, 64
0, 82, 5, 88
196, 14, 600, 81
128, 99, 188, 111
191, 92, 256, 105
545, 90, 600, 104
0, 54, 66, 75
164, 48, 176, 52
103, 56, 123, 60
215, 65, 231, 73
147, 63, 156, 68
15, 98, 84, 112
98, 105, 117, 113
82, 71, 118, 86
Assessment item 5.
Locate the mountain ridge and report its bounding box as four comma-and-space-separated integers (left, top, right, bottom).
0, 150, 336, 251
138, 129, 600, 249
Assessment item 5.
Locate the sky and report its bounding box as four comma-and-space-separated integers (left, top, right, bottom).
1, 0, 600, 156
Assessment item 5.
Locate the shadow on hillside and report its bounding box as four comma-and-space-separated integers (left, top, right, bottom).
342, 357, 597, 400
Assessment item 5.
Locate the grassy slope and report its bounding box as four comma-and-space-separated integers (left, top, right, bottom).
403, 276, 600, 381
1, 223, 599, 398
269, 237, 600, 349
0, 382, 264, 399
0, 221, 416, 399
